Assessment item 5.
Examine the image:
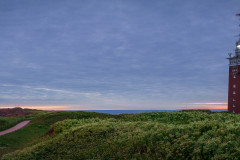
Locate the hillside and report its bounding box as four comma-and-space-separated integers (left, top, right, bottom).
0, 108, 31, 117
1, 111, 240, 159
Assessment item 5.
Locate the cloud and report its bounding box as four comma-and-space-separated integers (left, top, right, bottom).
0, 0, 239, 109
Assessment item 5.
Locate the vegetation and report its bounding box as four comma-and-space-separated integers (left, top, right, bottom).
0, 111, 114, 159
0, 116, 28, 132
2, 111, 240, 159
0, 109, 43, 132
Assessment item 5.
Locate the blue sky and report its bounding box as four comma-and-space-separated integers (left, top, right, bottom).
0, 0, 239, 110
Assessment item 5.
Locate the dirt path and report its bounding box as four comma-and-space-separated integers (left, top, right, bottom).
0, 120, 30, 136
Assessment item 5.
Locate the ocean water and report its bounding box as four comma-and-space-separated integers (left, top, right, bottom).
82, 109, 227, 115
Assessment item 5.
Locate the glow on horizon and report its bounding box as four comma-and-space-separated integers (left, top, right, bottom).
0, 105, 89, 111
189, 102, 227, 110
0, 102, 228, 110
192, 103, 227, 105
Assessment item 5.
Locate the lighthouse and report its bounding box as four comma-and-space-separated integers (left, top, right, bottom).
228, 14, 240, 113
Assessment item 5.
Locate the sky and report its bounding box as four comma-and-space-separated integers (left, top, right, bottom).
0, 0, 239, 110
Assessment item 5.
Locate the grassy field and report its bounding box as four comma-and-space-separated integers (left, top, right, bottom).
0, 116, 29, 132
1, 111, 240, 159
0, 109, 45, 132
0, 111, 115, 159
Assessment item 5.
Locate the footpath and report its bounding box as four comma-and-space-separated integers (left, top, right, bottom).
0, 120, 30, 136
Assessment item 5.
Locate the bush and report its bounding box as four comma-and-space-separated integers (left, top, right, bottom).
3, 112, 240, 160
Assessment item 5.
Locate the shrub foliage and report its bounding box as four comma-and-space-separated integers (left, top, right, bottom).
3, 111, 240, 160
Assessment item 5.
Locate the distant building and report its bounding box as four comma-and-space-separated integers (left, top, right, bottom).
227, 14, 240, 113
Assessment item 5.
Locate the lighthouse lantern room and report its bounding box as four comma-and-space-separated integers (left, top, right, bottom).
228, 14, 240, 113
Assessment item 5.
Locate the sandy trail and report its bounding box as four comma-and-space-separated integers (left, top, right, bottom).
0, 120, 30, 136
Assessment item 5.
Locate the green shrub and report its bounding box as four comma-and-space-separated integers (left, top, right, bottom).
3, 111, 240, 160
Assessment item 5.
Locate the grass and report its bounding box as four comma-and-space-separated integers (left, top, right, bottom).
0, 109, 45, 132
2, 110, 240, 159
0, 117, 28, 132
0, 111, 115, 159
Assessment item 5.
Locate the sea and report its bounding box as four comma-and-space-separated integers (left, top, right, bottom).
78, 109, 227, 115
